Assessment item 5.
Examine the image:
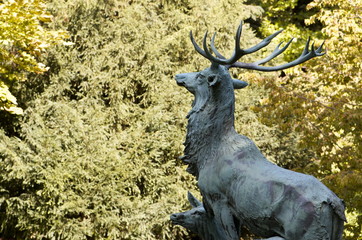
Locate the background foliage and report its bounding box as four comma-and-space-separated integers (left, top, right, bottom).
0, 0, 68, 114
0, 0, 360, 239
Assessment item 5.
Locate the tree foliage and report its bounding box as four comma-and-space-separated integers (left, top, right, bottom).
0, 0, 68, 114
0, 0, 296, 239
255, 0, 362, 238
1, 0, 359, 239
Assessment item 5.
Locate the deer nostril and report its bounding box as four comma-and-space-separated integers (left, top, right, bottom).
170, 213, 183, 222
176, 78, 185, 86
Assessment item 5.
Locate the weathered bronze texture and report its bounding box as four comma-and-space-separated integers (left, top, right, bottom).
171, 22, 345, 240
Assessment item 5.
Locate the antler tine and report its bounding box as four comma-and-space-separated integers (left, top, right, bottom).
311, 41, 316, 53
203, 31, 218, 61
190, 31, 208, 58
254, 38, 294, 65
230, 38, 326, 71
190, 30, 226, 63
302, 37, 311, 56
210, 33, 226, 59
316, 40, 326, 54
241, 28, 284, 55
233, 22, 243, 59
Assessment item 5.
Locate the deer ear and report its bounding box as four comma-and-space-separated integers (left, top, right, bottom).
187, 191, 202, 207
207, 74, 219, 87
233, 79, 248, 89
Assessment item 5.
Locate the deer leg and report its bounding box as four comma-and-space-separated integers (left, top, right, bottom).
211, 202, 240, 240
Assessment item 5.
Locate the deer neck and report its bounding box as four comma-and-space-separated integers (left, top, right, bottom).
182, 85, 236, 177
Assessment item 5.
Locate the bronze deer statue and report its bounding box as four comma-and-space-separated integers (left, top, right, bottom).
171, 22, 346, 240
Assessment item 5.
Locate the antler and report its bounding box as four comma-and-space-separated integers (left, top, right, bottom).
190, 21, 325, 71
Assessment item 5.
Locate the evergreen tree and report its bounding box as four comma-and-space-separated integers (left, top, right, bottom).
0, 0, 296, 239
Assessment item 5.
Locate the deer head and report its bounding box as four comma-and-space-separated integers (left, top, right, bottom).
170, 191, 205, 230
170, 192, 225, 240
176, 22, 325, 177
176, 22, 325, 116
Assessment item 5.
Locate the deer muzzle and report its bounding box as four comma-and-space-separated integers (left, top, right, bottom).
170, 213, 184, 225
175, 74, 187, 86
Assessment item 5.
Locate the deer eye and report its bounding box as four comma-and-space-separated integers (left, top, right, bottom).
207, 75, 216, 83
192, 211, 201, 215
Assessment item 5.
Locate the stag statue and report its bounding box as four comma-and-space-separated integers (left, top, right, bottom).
171, 22, 346, 240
